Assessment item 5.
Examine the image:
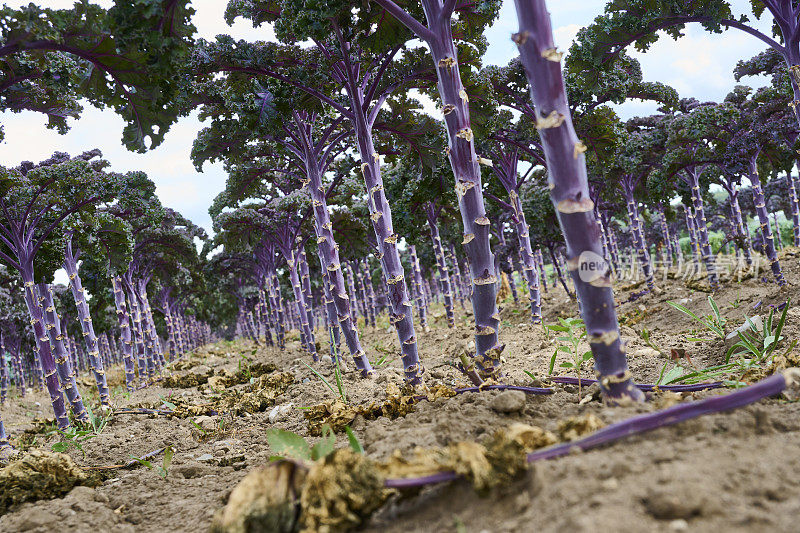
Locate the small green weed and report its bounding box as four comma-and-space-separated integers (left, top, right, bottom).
130, 446, 174, 479
546, 317, 593, 397
265, 424, 362, 462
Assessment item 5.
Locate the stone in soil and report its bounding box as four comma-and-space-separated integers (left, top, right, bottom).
490, 390, 526, 413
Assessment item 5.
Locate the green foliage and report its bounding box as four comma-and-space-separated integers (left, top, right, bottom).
0, 1, 196, 151
577, 1, 743, 68
130, 446, 174, 479
0, 151, 127, 281
658, 300, 794, 388
49, 403, 110, 457
667, 296, 727, 341
546, 317, 592, 396
725, 299, 791, 363
302, 338, 347, 404
266, 423, 363, 463
345, 426, 364, 454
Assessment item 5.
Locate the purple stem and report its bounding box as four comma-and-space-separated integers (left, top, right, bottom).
621, 184, 654, 291
425, 204, 455, 327
384, 372, 792, 489
788, 166, 800, 247
453, 384, 553, 395
288, 250, 318, 360
528, 372, 789, 461
682, 168, 719, 288
550, 376, 724, 392
64, 241, 110, 405
409, 245, 428, 330
748, 161, 785, 285
112, 275, 137, 391
513, 0, 640, 401
38, 283, 88, 421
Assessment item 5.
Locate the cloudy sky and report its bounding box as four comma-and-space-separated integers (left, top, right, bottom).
0, 0, 775, 234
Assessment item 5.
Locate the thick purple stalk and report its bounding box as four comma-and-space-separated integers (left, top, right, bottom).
122, 279, 148, 379
162, 304, 178, 361
272, 274, 287, 342
321, 268, 342, 362
137, 288, 160, 374
684, 205, 701, 269
374, 0, 501, 378
748, 162, 786, 285
358, 258, 377, 328
772, 213, 783, 250
423, 14, 501, 378
657, 207, 673, 269
173, 312, 187, 358
0, 338, 7, 405
506, 262, 519, 303
247, 310, 259, 343
729, 193, 753, 265
789, 167, 800, 246
97, 333, 107, 365
258, 287, 274, 347
548, 248, 573, 298
683, 169, 719, 288
535, 249, 548, 293
597, 213, 619, 276
37, 283, 88, 421
266, 271, 285, 350
408, 246, 428, 330
63, 243, 110, 406
447, 242, 467, 309
621, 186, 654, 291
327, 43, 421, 382
512, 0, 642, 401
343, 262, 360, 325
350, 261, 369, 326
138, 286, 165, 369
299, 249, 318, 333
490, 149, 542, 320
672, 234, 684, 269
508, 193, 542, 323
112, 276, 137, 391
425, 204, 455, 327
288, 251, 317, 360
11, 346, 24, 397
608, 226, 622, 274
297, 119, 372, 376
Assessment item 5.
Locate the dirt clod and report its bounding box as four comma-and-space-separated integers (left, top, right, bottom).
0, 450, 92, 514
643, 486, 705, 520
556, 413, 605, 441
212, 460, 306, 533
300, 449, 387, 532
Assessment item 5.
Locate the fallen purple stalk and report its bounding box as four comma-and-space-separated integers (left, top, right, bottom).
527, 372, 790, 461
114, 408, 174, 416
453, 385, 553, 395
550, 376, 724, 392
384, 371, 794, 489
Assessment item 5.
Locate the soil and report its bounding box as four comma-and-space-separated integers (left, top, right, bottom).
2, 249, 800, 533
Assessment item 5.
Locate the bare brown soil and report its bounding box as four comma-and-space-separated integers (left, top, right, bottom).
1, 249, 800, 533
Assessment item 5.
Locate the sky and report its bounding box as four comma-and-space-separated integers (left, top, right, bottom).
0, 0, 777, 235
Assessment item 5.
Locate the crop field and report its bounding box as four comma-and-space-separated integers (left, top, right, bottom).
1, 1, 800, 532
